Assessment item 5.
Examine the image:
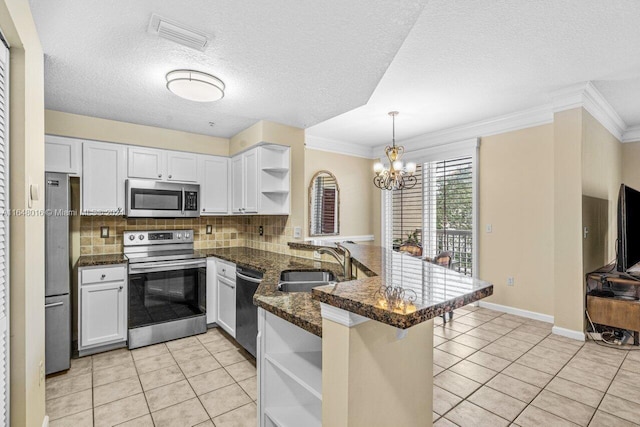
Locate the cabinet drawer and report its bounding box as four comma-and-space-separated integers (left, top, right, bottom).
82, 266, 126, 284
217, 260, 236, 280
587, 295, 640, 331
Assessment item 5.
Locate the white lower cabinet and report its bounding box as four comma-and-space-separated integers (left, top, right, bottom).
79, 265, 127, 354
214, 259, 236, 337
258, 308, 322, 427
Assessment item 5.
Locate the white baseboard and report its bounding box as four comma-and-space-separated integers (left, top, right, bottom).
478, 301, 554, 323
43, 415, 49, 427
552, 326, 586, 342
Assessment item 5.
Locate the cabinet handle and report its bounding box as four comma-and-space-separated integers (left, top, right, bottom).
169, 175, 172, 179
158, 174, 162, 178
202, 208, 205, 212
101, 274, 106, 280
119, 285, 123, 290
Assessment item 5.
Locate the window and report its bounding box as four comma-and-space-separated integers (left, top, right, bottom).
383, 139, 478, 277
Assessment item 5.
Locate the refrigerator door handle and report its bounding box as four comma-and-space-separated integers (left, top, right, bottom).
45, 301, 64, 309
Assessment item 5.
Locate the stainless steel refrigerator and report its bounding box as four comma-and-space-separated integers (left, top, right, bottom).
45, 172, 71, 374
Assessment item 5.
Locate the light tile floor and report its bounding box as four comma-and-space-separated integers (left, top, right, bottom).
46, 327, 256, 427
46, 306, 640, 426
433, 305, 640, 427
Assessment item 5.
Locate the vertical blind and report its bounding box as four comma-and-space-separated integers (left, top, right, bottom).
0, 38, 9, 426
386, 156, 474, 276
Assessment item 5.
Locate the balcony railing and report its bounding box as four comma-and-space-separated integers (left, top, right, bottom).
435, 229, 473, 276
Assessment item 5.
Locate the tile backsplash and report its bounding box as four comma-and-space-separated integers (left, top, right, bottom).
79, 215, 300, 256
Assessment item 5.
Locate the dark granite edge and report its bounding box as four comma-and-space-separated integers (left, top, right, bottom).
254, 300, 323, 337
312, 286, 493, 329
77, 254, 128, 267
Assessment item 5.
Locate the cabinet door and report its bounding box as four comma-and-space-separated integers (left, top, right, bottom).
243, 149, 259, 213
82, 142, 126, 214
231, 155, 244, 214
206, 259, 217, 324
217, 275, 236, 337
167, 151, 198, 182
45, 135, 81, 175
199, 155, 229, 214
128, 147, 166, 180
80, 281, 126, 348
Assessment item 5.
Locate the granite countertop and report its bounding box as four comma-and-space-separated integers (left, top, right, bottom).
198, 247, 343, 337
289, 242, 493, 330
77, 253, 128, 267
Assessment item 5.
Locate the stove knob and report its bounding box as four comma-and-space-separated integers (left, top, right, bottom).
185, 232, 191, 239
128, 235, 135, 241
176, 233, 182, 239
138, 234, 145, 241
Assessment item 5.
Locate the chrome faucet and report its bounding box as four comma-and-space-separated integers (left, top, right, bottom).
317, 243, 352, 280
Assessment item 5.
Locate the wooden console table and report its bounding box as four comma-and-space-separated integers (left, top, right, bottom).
586, 265, 640, 345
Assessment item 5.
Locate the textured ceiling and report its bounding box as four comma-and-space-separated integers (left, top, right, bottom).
29, 0, 426, 138
308, 0, 640, 146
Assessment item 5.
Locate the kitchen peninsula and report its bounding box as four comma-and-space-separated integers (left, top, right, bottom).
203, 242, 493, 427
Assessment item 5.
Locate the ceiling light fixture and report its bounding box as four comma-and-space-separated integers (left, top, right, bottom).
166, 70, 225, 102
373, 111, 417, 191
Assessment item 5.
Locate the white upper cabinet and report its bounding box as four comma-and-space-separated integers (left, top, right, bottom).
82, 141, 126, 215
167, 151, 198, 182
231, 148, 259, 214
45, 135, 82, 175
199, 155, 229, 215
128, 147, 198, 182
127, 147, 165, 180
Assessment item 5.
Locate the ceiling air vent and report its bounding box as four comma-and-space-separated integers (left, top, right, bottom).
148, 13, 211, 52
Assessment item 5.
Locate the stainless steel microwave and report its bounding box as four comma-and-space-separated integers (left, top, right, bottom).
125, 179, 200, 218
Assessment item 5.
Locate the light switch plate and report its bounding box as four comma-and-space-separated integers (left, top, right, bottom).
294, 226, 302, 239
100, 226, 109, 238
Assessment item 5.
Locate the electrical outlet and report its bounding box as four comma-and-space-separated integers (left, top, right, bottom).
314, 251, 322, 260
259, 225, 264, 236
294, 226, 302, 239
206, 224, 212, 234
39, 360, 44, 385
507, 277, 514, 286
486, 224, 492, 233
100, 226, 109, 238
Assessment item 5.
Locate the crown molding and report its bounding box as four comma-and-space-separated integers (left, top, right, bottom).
305, 134, 375, 158
374, 104, 553, 154
552, 81, 626, 141
622, 125, 640, 143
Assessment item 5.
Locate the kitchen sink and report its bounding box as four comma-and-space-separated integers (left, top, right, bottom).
278, 270, 337, 292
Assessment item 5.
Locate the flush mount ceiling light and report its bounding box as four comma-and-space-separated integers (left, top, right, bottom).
373, 111, 417, 191
166, 70, 225, 102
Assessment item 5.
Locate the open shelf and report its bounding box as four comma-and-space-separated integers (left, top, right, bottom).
262, 167, 290, 173
262, 190, 290, 194
265, 405, 321, 427
265, 351, 322, 400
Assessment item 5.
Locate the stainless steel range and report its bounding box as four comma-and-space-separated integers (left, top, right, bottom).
125, 229, 206, 349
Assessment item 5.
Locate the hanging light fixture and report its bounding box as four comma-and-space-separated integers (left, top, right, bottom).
166, 69, 225, 102
373, 111, 417, 190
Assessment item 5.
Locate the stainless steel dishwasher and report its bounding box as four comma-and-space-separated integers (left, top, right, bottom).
235, 266, 263, 357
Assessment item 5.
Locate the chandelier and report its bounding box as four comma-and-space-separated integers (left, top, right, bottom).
373, 111, 417, 190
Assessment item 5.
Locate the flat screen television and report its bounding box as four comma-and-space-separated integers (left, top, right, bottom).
617, 183, 640, 272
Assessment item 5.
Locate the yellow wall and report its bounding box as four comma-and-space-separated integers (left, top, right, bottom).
0, 0, 46, 425
478, 124, 555, 316
304, 149, 378, 241
45, 110, 229, 156
581, 109, 622, 262
622, 141, 640, 189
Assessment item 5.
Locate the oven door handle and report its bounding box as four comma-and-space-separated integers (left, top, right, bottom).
236, 272, 263, 284
129, 259, 206, 273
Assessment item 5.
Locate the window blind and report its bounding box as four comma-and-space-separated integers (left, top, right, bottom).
391, 164, 423, 248
311, 175, 338, 235
0, 38, 9, 426
423, 156, 473, 275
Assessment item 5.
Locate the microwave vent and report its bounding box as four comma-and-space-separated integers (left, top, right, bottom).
148, 13, 211, 52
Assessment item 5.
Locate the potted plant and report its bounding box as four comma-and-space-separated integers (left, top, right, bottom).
397, 229, 422, 257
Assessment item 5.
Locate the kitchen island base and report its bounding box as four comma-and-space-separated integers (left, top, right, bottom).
257, 306, 434, 427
